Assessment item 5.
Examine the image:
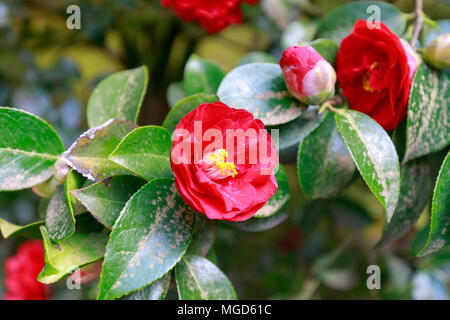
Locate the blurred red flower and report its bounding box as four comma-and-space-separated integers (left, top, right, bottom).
161, 0, 258, 33
4, 240, 49, 300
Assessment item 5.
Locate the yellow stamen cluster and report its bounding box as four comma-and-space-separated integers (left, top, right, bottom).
206, 149, 237, 178
362, 61, 380, 93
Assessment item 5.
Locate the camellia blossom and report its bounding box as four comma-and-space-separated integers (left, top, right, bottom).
170, 102, 278, 222
160, 0, 259, 33
280, 45, 336, 105
4, 240, 49, 300
336, 20, 419, 130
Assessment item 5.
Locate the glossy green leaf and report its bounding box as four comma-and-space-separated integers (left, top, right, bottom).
317, 1, 406, 44
87, 66, 148, 128
298, 112, 355, 200
404, 64, 450, 163
184, 54, 225, 96
71, 175, 146, 229
335, 109, 400, 222
62, 119, 137, 182
187, 213, 216, 257
167, 82, 186, 108
65, 169, 85, 217
162, 93, 218, 133
0, 107, 64, 191
377, 158, 433, 247
45, 186, 75, 241
299, 39, 339, 65
98, 179, 195, 300
268, 106, 325, 163
218, 63, 304, 126
281, 19, 317, 51
108, 126, 173, 180
175, 255, 237, 300
0, 218, 44, 239
419, 151, 450, 256
254, 165, 290, 218
236, 52, 277, 67
121, 273, 171, 300
228, 204, 289, 232
38, 226, 108, 284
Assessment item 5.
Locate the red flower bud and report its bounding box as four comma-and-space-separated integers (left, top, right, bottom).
280, 46, 336, 105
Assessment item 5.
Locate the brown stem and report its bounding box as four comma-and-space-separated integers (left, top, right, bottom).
410, 0, 423, 48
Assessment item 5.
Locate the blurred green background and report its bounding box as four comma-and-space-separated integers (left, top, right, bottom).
0, 0, 449, 300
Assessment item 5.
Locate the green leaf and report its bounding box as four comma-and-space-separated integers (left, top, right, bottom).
187, 213, 216, 257
0, 107, 64, 191
175, 255, 237, 300
162, 93, 218, 133
98, 179, 195, 300
38, 226, 108, 284
87, 66, 148, 128
227, 204, 288, 232
218, 63, 304, 126
268, 106, 326, 163
236, 52, 277, 67
377, 158, 433, 247
62, 119, 137, 182
298, 112, 355, 200
299, 39, 339, 65
0, 218, 44, 239
184, 54, 225, 96
45, 186, 76, 241
108, 126, 173, 180
121, 273, 171, 300
71, 175, 146, 229
404, 64, 450, 163
317, 1, 406, 44
65, 169, 85, 217
281, 19, 317, 51
419, 151, 450, 256
335, 109, 400, 222
254, 165, 290, 218
167, 82, 186, 108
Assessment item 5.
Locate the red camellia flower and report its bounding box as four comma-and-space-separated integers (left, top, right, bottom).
170, 102, 278, 222
336, 20, 419, 130
160, 0, 259, 33
4, 240, 48, 300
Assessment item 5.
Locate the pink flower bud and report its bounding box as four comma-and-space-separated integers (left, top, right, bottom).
423, 34, 450, 70
280, 46, 336, 105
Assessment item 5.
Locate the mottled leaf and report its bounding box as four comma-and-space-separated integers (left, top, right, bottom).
121, 273, 171, 300
377, 158, 433, 247
62, 119, 137, 182
419, 151, 450, 256
298, 112, 355, 200
268, 106, 325, 163
108, 126, 173, 180
87, 66, 148, 128
45, 186, 75, 241
254, 165, 290, 218
335, 109, 400, 222
175, 255, 237, 300
71, 175, 146, 229
38, 226, 108, 284
187, 213, 216, 257
404, 64, 450, 162
162, 93, 218, 133
184, 54, 224, 96
0, 107, 64, 191
217, 63, 304, 126
98, 179, 195, 300
317, 1, 406, 44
